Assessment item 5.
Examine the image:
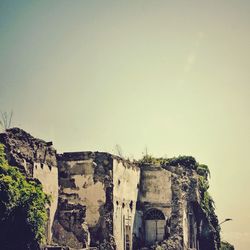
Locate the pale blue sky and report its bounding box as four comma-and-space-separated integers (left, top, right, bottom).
1, 1, 250, 249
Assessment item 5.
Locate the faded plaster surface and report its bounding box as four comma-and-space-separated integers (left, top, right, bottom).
133, 165, 173, 247
33, 163, 58, 242
139, 165, 172, 205
63, 170, 106, 227
113, 159, 140, 250
55, 152, 114, 249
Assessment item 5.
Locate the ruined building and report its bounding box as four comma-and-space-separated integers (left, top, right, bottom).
0, 128, 220, 250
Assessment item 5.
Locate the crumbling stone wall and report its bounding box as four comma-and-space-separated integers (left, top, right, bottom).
0, 128, 220, 250
54, 151, 115, 249
0, 128, 58, 243
148, 163, 219, 250
133, 165, 172, 247
134, 162, 216, 250
54, 152, 140, 250
151, 164, 201, 250
113, 158, 140, 250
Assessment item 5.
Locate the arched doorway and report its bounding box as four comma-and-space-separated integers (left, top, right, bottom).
144, 209, 166, 245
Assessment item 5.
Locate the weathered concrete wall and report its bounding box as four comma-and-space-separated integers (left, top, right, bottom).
54, 152, 114, 249
0, 128, 58, 244
113, 159, 140, 250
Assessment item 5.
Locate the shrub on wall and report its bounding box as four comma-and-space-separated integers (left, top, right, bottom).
0, 144, 50, 250
138, 154, 198, 170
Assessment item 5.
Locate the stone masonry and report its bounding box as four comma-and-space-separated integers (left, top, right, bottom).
0, 128, 219, 250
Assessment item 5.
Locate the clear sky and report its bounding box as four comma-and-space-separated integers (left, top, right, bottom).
0, 1, 250, 249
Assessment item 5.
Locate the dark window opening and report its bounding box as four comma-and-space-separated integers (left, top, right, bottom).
129, 201, 133, 211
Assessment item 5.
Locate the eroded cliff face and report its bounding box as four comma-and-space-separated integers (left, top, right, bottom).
0, 128, 58, 244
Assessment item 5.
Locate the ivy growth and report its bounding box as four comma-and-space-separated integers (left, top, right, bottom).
197, 165, 221, 249
0, 143, 50, 250
138, 154, 198, 170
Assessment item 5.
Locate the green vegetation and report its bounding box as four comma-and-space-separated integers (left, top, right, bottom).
197, 164, 221, 249
197, 164, 210, 179
138, 154, 198, 170
0, 144, 50, 250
